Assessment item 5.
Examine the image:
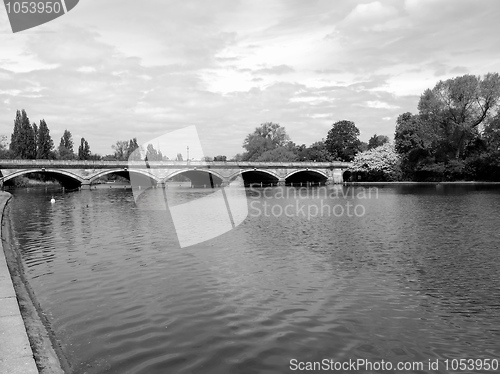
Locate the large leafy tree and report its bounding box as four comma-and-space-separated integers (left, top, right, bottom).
242, 122, 291, 161
296, 141, 333, 162
127, 138, 139, 159
256, 147, 299, 162
394, 112, 439, 178
394, 112, 427, 155
418, 73, 500, 159
112, 140, 129, 160
36, 119, 54, 159
483, 113, 500, 152
325, 120, 361, 161
10, 109, 36, 159
367, 134, 389, 150
145, 144, 164, 161
58, 129, 75, 159
78, 137, 91, 160
112, 138, 140, 160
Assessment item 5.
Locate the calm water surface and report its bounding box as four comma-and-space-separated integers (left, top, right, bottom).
6, 185, 500, 373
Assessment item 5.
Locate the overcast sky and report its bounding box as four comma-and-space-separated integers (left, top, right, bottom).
1, 0, 499, 158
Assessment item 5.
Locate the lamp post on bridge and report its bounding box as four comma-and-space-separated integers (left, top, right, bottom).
187, 146, 189, 163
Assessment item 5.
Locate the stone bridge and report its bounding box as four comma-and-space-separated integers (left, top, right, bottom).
0, 160, 352, 189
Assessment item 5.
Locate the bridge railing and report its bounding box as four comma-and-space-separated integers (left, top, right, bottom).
0, 159, 352, 169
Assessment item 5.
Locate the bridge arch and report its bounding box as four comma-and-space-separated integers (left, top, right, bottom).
228, 169, 281, 181
229, 169, 280, 186
90, 169, 161, 184
163, 169, 225, 187
285, 169, 328, 179
285, 169, 328, 185
2, 169, 83, 188
342, 170, 353, 182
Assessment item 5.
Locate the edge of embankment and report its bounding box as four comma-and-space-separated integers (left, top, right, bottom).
0, 191, 69, 374
345, 181, 500, 186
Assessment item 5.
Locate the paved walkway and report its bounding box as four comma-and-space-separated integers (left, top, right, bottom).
0, 192, 39, 374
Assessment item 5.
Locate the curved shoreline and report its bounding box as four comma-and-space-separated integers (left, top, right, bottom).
0, 191, 68, 374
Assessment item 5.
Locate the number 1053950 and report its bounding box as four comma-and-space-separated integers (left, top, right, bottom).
5, 1, 62, 14
444, 358, 498, 371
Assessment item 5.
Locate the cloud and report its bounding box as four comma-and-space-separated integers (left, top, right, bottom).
343, 2, 398, 24
253, 64, 295, 75
77, 66, 97, 73
314, 68, 342, 75
361, 101, 400, 110
1, 0, 499, 157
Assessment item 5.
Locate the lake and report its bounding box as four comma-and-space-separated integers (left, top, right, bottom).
5, 185, 500, 373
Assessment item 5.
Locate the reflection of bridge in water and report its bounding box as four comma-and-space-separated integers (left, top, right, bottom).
0, 160, 352, 189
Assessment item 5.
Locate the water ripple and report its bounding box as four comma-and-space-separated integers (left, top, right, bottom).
7, 186, 500, 373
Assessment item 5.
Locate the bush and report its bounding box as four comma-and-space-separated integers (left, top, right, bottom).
443, 159, 474, 181
465, 152, 500, 181
413, 162, 446, 181
349, 144, 402, 181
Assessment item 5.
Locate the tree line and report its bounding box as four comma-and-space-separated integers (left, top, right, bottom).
0, 111, 387, 164
350, 72, 500, 181
233, 120, 388, 163
235, 72, 500, 182
0, 112, 200, 162
1, 109, 96, 160
2, 72, 499, 181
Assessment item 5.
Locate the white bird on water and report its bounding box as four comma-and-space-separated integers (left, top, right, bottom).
50, 196, 55, 203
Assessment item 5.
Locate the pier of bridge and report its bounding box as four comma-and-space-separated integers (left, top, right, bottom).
0, 160, 352, 189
